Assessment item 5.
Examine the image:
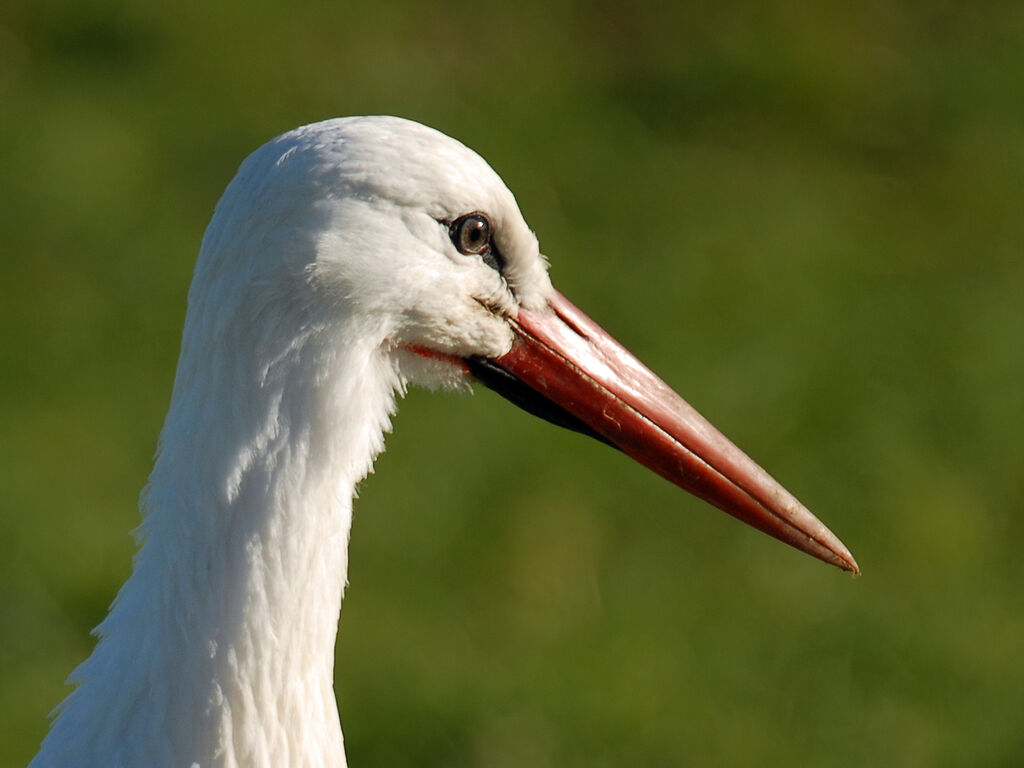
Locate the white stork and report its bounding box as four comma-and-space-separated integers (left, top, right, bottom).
30, 116, 857, 768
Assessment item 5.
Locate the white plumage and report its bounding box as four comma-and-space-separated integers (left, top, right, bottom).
31, 116, 856, 768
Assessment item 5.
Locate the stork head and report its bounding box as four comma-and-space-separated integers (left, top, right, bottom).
194, 115, 858, 573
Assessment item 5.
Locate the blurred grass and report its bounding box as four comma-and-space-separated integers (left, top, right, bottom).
2, 0, 1023, 765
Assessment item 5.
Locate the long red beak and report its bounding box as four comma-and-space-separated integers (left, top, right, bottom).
470, 290, 859, 574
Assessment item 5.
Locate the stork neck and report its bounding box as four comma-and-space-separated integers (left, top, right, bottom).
33, 334, 400, 768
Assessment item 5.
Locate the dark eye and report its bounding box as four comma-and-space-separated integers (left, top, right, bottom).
450, 213, 491, 255
447, 212, 506, 272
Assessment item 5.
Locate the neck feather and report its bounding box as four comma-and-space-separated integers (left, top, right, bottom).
33, 325, 401, 768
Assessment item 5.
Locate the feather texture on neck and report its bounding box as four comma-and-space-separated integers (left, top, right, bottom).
33, 242, 403, 768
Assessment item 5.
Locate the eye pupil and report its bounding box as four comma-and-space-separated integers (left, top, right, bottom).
451, 213, 491, 255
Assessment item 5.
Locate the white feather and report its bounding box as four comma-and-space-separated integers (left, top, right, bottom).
32, 116, 554, 768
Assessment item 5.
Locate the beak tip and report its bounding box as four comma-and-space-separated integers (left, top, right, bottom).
840, 550, 861, 576
817, 532, 859, 575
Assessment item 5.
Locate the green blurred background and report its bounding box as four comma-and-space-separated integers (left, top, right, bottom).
2, 1, 1023, 765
